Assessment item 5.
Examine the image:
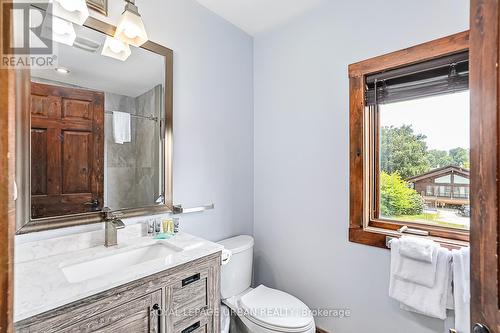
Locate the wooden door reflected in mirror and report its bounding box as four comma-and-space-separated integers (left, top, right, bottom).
30, 82, 104, 219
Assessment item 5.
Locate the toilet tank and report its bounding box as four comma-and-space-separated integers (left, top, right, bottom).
218, 235, 254, 299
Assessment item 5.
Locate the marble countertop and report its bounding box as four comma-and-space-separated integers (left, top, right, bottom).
14, 226, 223, 322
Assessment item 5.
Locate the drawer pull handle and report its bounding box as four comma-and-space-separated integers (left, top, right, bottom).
182, 273, 200, 287
182, 321, 201, 333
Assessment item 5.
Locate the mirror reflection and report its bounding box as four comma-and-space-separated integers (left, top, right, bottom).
29, 23, 165, 219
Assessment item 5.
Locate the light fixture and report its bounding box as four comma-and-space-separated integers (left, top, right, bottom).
41, 15, 76, 46
101, 36, 132, 61
55, 67, 70, 74
51, 0, 89, 26
114, 0, 148, 47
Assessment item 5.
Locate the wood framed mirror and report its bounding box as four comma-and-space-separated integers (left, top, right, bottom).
15, 15, 173, 234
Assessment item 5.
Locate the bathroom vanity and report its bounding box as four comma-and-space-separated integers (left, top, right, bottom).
14, 229, 222, 333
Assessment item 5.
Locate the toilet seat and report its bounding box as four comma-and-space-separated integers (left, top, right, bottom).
236, 285, 314, 333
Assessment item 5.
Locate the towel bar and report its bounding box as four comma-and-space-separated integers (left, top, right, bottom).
386, 236, 395, 248
172, 203, 215, 215
398, 225, 429, 236
386, 225, 430, 248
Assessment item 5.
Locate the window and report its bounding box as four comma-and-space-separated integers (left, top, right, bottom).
349, 31, 470, 248
435, 175, 452, 184
370, 54, 470, 229
426, 186, 433, 196
453, 186, 469, 199
454, 175, 469, 184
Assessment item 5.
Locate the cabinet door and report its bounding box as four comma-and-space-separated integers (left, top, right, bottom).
58, 291, 161, 333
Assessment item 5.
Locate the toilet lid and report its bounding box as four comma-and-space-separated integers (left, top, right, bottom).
238, 285, 313, 332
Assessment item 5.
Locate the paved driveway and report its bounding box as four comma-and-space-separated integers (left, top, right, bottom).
435, 208, 470, 229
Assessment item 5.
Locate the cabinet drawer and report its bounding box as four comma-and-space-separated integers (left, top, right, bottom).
171, 270, 210, 325
172, 272, 208, 310
174, 315, 210, 333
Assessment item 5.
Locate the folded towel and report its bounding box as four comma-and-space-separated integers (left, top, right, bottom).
395, 241, 438, 287
389, 239, 452, 319
399, 236, 439, 263
112, 111, 131, 144
400, 262, 454, 313
452, 247, 470, 333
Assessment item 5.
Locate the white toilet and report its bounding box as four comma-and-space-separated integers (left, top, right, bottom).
218, 235, 315, 333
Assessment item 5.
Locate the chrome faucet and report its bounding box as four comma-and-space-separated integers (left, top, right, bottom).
103, 207, 125, 247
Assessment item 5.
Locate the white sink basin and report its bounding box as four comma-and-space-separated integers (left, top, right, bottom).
61, 243, 181, 283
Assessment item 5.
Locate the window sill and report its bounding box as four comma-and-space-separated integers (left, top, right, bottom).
349, 225, 469, 250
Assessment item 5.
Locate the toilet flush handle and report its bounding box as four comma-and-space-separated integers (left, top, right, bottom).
221, 249, 232, 265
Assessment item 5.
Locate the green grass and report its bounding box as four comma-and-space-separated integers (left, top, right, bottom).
395, 212, 441, 222
390, 212, 467, 229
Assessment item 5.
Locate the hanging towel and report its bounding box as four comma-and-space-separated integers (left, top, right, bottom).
395, 236, 439, 287
399, 236, 440, 263
452, 247, 470, 333
399, 262, 453, 313
389, 239, 452, 319
112, 111, 131, 144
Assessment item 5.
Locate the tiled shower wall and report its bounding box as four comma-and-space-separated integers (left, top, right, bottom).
104, 85, 162, 210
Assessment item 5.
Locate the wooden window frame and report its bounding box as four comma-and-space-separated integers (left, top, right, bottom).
348, 31, 470, 249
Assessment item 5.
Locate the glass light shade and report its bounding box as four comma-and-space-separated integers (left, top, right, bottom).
114, 10, 148, 47
52, 0, 89, 26
101, 36, 131, 61
41, 15, 76, 46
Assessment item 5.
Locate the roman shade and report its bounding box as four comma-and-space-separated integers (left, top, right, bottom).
365, 51, 468, 106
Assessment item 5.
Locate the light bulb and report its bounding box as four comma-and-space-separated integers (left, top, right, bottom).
123, 25, 140, 39
114, 1, 148, 47
101, 36, 131, 61
58, 0, 78, 12
52, 0, 89, 26
41, 15, 76, 46
52, 17, 72, 35
108, 38, 125, 53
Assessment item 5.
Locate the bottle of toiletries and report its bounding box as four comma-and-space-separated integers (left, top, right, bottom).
162, 218, 175, 234
154, 219, 161, 235
173, 217, 180, 234
161, 219, 169, 234
169, 219, 174, 233
147, 218, 155, 236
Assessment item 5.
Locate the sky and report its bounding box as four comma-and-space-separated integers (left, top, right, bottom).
379, 91, 470, 151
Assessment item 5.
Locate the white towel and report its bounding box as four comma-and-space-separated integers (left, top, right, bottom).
452, 247, 470, 333
389, 239, 452, 319
395, 237, 439, 287
112, 111, 131, 144
399, 236, 440, 263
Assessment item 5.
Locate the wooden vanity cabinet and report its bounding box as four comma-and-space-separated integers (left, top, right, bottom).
56, 291, 162, 333
15, 253, 221, 333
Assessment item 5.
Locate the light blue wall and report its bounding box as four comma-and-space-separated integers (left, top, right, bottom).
253, 1, 469, 332
141, 0, 254, 241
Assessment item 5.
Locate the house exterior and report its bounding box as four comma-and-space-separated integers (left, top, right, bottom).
406, 165, 470, 207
